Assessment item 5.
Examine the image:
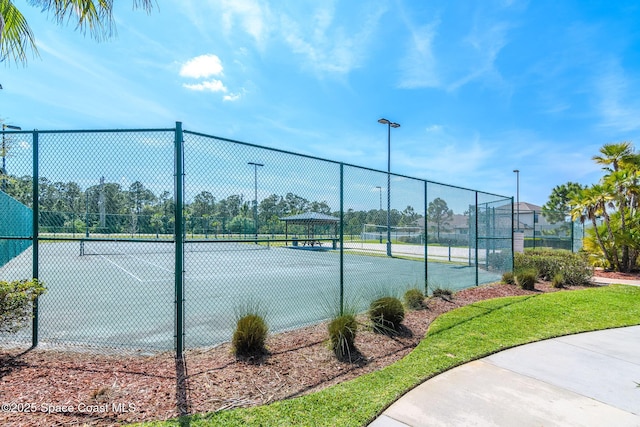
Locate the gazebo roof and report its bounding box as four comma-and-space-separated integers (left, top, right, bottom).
279, 212, 339, 224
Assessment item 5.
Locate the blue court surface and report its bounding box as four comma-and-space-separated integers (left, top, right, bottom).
0, 241, 501, 351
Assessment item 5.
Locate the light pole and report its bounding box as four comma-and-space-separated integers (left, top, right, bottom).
378, 118, 400, 256
248, 162, 264, 241
375, 186, 382, 243
513, 169, 520, 232
1, 124, 21, 191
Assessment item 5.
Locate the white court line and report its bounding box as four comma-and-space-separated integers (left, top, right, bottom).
124, 253, 174, 273
143, 275, 218, 282
99, 255, 143, 282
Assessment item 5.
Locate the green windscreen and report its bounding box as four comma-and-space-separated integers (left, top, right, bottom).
0, 190, 32, 267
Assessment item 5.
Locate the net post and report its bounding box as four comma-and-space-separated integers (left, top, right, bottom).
174, 122, 185, 357
31, 130, 39, 348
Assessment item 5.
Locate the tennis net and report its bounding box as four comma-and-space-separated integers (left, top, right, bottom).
79, 238, 271, 256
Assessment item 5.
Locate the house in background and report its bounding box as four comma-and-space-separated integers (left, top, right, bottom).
414, 201, 580, 251
513, 202, 543, 235
417, 201, 569, 240
513, 202, 571, 237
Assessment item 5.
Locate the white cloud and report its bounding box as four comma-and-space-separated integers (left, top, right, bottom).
425, 124, 443, 133
183, 79, 228, 93
181, 2, 383, 78
398, 22, 440, 89
595, 61, 640, 132
223, 92, 242, 102
279, 3, 385, 76
220, 0, 270, 47
179, 54, 224, 79
446, 22, 510, 91
178, 54, 244, 101
397, 6, 512, 91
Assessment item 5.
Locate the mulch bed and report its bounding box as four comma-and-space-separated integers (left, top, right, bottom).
592, 268, 640, 281
0, 279, 603, 426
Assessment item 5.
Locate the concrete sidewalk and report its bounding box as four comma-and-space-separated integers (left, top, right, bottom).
369, 325, 640, 427
590, 276, 640, 286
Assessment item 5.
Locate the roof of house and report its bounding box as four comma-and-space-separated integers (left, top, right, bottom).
514, 201, 543, 212
279, 212, 340, 224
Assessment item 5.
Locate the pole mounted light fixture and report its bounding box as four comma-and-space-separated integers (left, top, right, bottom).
378, 118, 400, 256
378, 118, 400, 128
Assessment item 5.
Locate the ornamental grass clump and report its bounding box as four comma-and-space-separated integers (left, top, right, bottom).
432, 287, 453, 301
516, 268, 538, 291
403, 288, 425, 310
328, 314, 358, 361
552, 273, 565, 288
502, 271, 515, 285
232, 314, 268, 357
369, 296, 405, 333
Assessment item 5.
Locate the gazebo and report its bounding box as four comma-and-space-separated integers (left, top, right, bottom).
279, 212, 340, 247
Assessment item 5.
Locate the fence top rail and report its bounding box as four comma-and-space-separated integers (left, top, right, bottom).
184, 129, 511, 200
3, 125, 510, 201
1, 128, 174, 135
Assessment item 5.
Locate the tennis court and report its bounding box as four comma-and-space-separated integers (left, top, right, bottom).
0, 125, 512, 353
0, 240, 502, 351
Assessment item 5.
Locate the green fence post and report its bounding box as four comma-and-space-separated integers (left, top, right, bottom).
511, 196, 515, 271
485, 203, 490, 270
571, 217, 575, 253
32, 130, 39, 348
475, 191, 479, 286
174, 122, 185, 357
424, 180, 428, 295
339, 163, 344, 315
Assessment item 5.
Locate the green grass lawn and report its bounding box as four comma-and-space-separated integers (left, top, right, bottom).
135, 285, 640, 427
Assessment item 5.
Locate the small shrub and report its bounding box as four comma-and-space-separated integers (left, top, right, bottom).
514, 249, 592, 285
432, 287, 453, 300
552, 273, 565, 288
328, 314, 357, 360
502, 271, 515, 285
369, 296, 405, 332
403, 288, 425, 310
516, 268, 537, 290
232, 314, 268, 357
0, 279, 46, 333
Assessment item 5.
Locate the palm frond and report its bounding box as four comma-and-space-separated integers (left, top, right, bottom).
1, 0, 39, 65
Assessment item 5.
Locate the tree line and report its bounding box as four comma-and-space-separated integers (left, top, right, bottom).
4, 175, 433, 238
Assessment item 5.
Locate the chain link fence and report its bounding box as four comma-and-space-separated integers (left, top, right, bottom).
515, 209, 584, 251
0, 191, 32, 268
0, 123, 513, 353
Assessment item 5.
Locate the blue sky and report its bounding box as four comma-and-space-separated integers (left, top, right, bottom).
3, 0, 640, 207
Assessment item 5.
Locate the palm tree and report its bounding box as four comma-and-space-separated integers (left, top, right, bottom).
1, 0, 154, 65
591, 142, 640, 272
570, 185, 617, 270
592, 142, 634, 173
